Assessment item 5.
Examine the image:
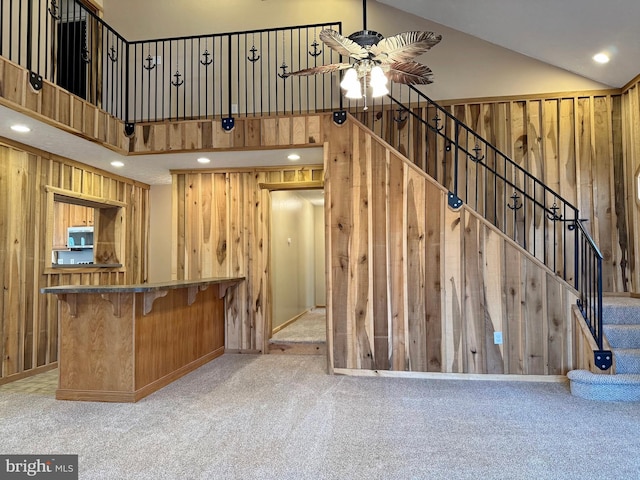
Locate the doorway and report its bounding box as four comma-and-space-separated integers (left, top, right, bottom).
268, 189, 326, 354
56, 19, 88, 100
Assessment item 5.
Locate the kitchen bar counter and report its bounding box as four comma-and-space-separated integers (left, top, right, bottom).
41, 277, 243, 402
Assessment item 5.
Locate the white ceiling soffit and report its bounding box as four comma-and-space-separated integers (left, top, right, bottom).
376, 0, 639, 88
0, 105, 323, 185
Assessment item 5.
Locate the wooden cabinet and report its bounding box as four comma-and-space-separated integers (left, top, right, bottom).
53, 202, 94, 249
69, 204, 94, 226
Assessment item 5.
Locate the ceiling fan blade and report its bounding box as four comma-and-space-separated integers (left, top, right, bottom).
319, 29, 370, 60
283, 63, 353, 78
385, 62, 434, 85
371, 31, 442, 63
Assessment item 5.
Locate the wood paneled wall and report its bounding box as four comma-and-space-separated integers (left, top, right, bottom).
402, 94, 628, 294
0, 142, 149, 382
130, 115, 324, 153
621, 79, 640, 293
0, 56, 127, 154
325, 118, 578, 374
172, 164, 325, 353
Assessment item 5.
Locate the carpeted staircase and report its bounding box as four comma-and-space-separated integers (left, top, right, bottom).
568, 296, 640, 401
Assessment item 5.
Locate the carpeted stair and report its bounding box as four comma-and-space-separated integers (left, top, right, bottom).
568, 296, 640, 401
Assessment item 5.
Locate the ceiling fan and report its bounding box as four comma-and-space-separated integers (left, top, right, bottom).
283, 0, 442, 100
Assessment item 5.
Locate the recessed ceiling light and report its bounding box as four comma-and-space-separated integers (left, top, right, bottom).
10, 124, 30, 133
111, 160, 125, 167
287, 154, 301, 161
593, 53, 610, 64
197, 157, 211, 164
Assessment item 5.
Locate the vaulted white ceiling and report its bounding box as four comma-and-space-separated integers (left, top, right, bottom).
377, 0, 639, 88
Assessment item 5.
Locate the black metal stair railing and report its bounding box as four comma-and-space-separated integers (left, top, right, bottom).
346, 83, 610, 370
1, 0, 610, 369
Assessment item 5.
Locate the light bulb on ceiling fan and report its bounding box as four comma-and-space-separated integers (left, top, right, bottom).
340, 68, 363, 99
370, 65, 389, 98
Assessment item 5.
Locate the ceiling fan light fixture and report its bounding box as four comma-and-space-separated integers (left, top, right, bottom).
345, 81, 363, 99
340, 68, 359, 90
370, 65, 389, 97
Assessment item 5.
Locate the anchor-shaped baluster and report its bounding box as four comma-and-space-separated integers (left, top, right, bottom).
278, 62, 289, 79
309, 40, 322, 57
432, 115, 444, 132
469, 144, 484, 163
108, 46, 118, 63
247, 46, 260, 63
200, 50, 213, 66
507, 192, 523, 210
143, 55, 156, 71
48, 0, 61, 20
171, 69, 184, 87
393, 108, 408, 123
546, 203, 562, 222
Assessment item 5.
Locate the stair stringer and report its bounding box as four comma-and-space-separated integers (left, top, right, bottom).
326, 114, 579, 376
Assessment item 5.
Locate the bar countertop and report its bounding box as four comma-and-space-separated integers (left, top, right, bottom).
41, 276, 244, 294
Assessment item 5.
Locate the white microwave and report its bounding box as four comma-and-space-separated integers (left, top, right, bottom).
68, 226, 94, 248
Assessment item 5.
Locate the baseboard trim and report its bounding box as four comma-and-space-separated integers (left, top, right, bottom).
271, 309, 309, 335
333, 368, 568, 383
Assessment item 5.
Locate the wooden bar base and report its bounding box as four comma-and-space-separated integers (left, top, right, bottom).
43, 278, 241, 402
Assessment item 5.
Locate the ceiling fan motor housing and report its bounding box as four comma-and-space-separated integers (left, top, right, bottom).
348, 30, 384, 48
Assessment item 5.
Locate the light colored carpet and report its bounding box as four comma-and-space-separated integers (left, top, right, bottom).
1, 354, 640, 479
270, 308, 326, 343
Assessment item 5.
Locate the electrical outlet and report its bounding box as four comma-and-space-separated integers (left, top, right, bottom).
494, 332, 503, 345
231, 103, 238, 114
153, 55, 162, 65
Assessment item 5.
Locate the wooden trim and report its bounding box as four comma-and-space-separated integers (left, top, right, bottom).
333, 368, 568, 383
77, 0, 102, 14
621, 74, 640, 94
224, 349, 262, 354
0, 363, 58, 386
45, 185, 128, 208
130, 143, 324, 157
259, 181, 324, 191
271, 310, 308, 335
56, 389, 136, 402
171, 164, 322, 175
436, 89, 623, 107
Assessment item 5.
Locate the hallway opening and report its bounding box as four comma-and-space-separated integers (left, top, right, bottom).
268, 189, 326, 355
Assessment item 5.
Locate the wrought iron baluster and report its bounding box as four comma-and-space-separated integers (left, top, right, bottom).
309, 40, 322, 57
172, 69, 184, 87
201, 49, 213, 66
393, 107, 408, 123
108, 46, 118, 62
48, 0, 61, 20
247, 46, 260, 63
469, 144, 484, 163
143, 55, 155, 70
